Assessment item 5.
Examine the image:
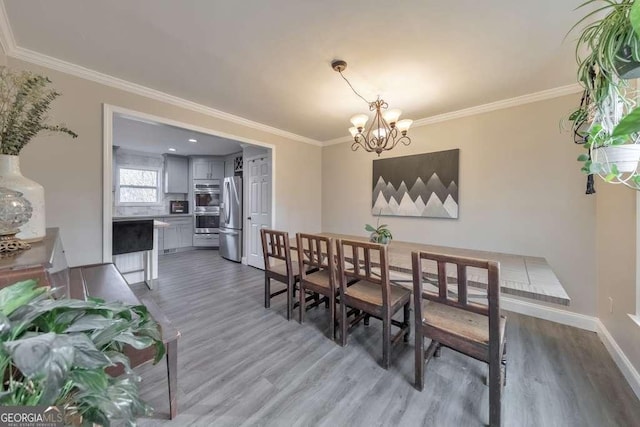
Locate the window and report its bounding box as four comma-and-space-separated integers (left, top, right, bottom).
117, 167, 161, 205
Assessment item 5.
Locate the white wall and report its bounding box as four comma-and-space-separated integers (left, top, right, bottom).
596, 183, 640, 375
322, 94, 597, 315
4, 55, 322, 266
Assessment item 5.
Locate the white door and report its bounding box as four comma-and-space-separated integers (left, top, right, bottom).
246, 155, 271, 269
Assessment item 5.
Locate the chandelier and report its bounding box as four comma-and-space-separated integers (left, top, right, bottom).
332, 59, 413, 156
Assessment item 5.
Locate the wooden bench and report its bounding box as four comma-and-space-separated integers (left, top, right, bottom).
70, 263, 180, 419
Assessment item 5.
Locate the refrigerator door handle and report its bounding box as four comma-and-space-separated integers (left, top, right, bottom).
224, 180, 231, 225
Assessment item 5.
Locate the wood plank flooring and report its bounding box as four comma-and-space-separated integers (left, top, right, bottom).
131, 250, 640, 427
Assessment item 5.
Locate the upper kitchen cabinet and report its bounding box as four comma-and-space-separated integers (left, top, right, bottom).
224, 153, 243, 177
164, 154, 189, 193
192, 157, 224, 180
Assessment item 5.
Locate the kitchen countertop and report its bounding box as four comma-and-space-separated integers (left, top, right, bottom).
113, 213, 193, 220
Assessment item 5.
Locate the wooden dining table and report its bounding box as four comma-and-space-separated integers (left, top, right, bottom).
292, 232, 570, 306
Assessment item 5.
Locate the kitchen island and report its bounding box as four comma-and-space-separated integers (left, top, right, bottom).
112, 218, 169, 288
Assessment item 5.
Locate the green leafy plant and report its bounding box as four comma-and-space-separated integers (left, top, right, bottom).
572, 0, 639, 108
567, 0, 640, 189
365, 214, 392, 244
0, 279, 165, 426
0, 66, 77, 155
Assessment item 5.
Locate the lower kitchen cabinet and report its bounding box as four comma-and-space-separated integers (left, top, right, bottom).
161, 216, 194, 252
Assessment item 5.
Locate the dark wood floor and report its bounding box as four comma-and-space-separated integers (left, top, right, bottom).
131, 250, 640, 427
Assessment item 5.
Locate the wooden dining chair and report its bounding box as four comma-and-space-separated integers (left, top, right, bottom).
336, 238, 411, 369
296, 233, 338, 339
412, 251, 507, 427
260, 228, 299, 320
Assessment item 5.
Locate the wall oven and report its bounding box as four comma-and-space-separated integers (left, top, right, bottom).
194, 180, 221, 213
194, 212, 220, 234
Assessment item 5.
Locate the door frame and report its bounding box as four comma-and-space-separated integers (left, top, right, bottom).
102, 103, 276, 263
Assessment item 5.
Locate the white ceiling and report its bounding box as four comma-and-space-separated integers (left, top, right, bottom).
3, 0, 584, 142
113, 114, 243, 156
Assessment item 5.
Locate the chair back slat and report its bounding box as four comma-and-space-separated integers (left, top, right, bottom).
412, 251, 500, 318
261, 229, 293, 274
296, 233, 335, 282
457, 264, 468, 305
336, 239, 391, 305
437, 261, 447, 299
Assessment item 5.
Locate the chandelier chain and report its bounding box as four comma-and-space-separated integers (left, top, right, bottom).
337, 70, 371, 105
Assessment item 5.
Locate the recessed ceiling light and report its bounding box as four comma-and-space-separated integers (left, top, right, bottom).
168, 148, 176, 152
188, 138, 197, 143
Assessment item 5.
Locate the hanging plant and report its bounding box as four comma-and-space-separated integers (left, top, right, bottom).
567, 0, 640, 191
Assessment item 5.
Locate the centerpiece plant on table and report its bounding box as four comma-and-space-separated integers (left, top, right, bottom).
366, 214, 393, 244
0, 279, 164, 426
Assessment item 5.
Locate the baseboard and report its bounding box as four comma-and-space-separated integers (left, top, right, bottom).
501, 296, 598, 332
595, 320, 640, 400
242, 256, 247, 265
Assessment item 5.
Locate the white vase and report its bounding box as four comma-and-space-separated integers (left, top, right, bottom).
0, 155, 45, 242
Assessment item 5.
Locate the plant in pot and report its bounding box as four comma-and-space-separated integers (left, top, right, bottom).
365, 216, 393, 244
0, 67, 77, 241
568, 0, 640, 191
0, 279, 164, 426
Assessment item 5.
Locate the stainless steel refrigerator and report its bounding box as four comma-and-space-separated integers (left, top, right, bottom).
220, 176, 242, 262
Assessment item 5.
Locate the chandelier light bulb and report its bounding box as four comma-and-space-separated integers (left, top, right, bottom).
382, 108, 402, 125
350, 114, 369, 130
373, 128, 387, 138
396, 119, 413, 133
348, 127, 359, 137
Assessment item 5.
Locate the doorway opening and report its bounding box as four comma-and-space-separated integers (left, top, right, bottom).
102, 104, 274, 277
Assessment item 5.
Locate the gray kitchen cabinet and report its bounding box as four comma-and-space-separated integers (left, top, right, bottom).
161, 216, 194, 252
163, 226, 180, 250
192, 157, 224, 180
164, 155, 189, 193
157, 227, 165, 253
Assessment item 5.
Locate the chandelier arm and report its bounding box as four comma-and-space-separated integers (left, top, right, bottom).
338, 70, 371, 105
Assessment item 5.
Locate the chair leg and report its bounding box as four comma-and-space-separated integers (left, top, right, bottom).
414, 327, 424, 391
329, 293, 335, 340
339, 299, 348, 347
382, 313, 391, 369
434, 343, 442, 358
403, 302, 410, 343
166, 339, 178, 419
364, 314, 370, 326
286, 279, 294, 321
489, 354, 503, 427
299, 283, 305, 324
264, 277, 271, 309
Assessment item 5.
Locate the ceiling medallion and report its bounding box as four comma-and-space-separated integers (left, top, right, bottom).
332, 59, 413, 156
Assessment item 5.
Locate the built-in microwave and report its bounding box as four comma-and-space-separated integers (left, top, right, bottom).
194, 180, 221, 213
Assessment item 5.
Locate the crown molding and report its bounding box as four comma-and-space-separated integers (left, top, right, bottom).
322, 83, 583, 147
412, 83, 582, 127
0, 2, 322, 147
